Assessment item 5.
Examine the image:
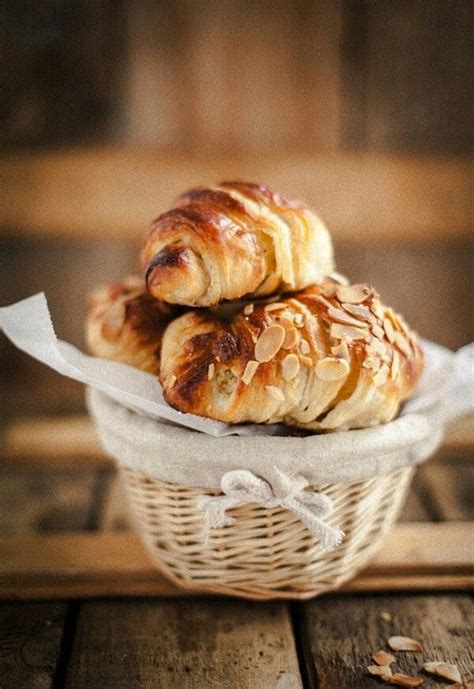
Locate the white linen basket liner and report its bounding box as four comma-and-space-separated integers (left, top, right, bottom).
87, 341, 472, 599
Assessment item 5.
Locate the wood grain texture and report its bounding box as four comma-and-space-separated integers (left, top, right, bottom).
298, 594, 474, 688
0, 151, 470, 242
66, 598, 302, 689
0, 524, 472, 600
0, 602, 67, 689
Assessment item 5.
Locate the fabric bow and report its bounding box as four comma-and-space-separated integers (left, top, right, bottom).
197, 469, 344, 552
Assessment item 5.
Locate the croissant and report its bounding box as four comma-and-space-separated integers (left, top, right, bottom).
160, 279, 424, 431
86, 277, 177, 375
142, 181, 335, 306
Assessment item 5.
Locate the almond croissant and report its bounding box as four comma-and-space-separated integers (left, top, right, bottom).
142, 182, 334, 306
160, 280, 424, 431
86, 277, 177, 374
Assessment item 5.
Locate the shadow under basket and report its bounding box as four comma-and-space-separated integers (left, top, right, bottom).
120, 464, 414, 600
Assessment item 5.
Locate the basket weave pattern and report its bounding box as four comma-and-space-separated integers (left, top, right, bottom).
121, 464, 414, 600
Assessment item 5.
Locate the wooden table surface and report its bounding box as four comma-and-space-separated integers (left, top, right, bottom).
0, 416, 472, 689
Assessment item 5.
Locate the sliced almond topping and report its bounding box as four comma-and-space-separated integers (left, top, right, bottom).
372, 323, 385, 339
367, 338, 386, 357
243, 303, 254, 315
373, 363, 390, 387
363, 356, 382, 373
282, 326, 298, 349
168, 374, 177, 388
328, 306, 364, 327
294, 313, 304, 327
264, 302, 286, 312
321, 283, 338, 298
336, 284, 368, 304
367, 665, 392, 679
388, 636, 423, 652
102, 300, 126, 338
282, 353, 300, 381
342, 302, 373, 322
316, 357, 350, 382
254, 324, 286, 362
329, 271, 350, 286
310, 294, 334, 310
331, 340, 350, 361
242, 360, 259, 385
331, 323, 368, 340
265, 385, 285, 401
391, 350, 400, 381
384, 317, 396, 343
422, 661, 462, 683
388, 673, 424, 687
207, 363, 215, 380
394, 332, 412, 357
371, 300, 386, 321
299, 355, 313, 368
372, 650, 396, 667
300, 338, 310, 355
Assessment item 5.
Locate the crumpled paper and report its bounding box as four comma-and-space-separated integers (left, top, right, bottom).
1, 292, 472, 437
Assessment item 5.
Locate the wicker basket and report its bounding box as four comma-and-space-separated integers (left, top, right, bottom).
118, 463, 414, 600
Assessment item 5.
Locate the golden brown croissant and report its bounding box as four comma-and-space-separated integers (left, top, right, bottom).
160, 279, 424, 431
142, 182, 335, 306
86, 277, 177, 374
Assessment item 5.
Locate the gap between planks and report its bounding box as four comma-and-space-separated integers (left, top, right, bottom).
0, 522, 472, 600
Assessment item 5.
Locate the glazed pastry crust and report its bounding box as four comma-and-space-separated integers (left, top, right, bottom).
142, 182, 334, 306
86, 277, 177, 375
160, 280, 424, 431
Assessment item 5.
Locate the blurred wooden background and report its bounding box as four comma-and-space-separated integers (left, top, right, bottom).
0, 0, 472, 418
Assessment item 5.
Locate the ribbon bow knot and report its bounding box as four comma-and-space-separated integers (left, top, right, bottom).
197, 469, 343, 552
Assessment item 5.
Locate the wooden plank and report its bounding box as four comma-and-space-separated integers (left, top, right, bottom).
0, 150, 470, 243
2, 413, 472, 469
66, 598, 303, 689
298, 594, 473, 688
0, 601, 67, 689
418, 458, 474, 521
0, 523, 472, 600
0, 468, 101, 536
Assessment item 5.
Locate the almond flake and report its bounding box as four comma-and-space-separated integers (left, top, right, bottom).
336, 284, 368, 304
328, 306, 364, 328
371, 323, 384, 339
282, 353, 300, 381
422, 661, 462, 684
329, 271, 350, 286
169, 375, 177, 388
391, 350, 400, 380
207, 363, 215, 380
102, 300, 126, 338
368, 665, 392, 679
371, 301, 386, 321
331, 340, 350, 360
294, 313, 304, 327
367, 338, 386, 357
321, 283, 338, 298
384, 317, 396, 343
243, 303, 254, 315
310, 294, 334, 310
282, 326, 298, 349
388, 636, 423, 652
242, 360, 259, 385
264, 302, 286, 312
394, 332, 412, 357
255, 324, 286, 362
315, 357, 350, 381
373, 650, 396, 667
388, 673, 424, 687
265, 385, 285, 401
299, 355, 313, 368
373, 363, 389, 387
300, 338, 310, 355
331, 323, 368, 340
342, 303, 373, 322
363, 356, 382, 372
